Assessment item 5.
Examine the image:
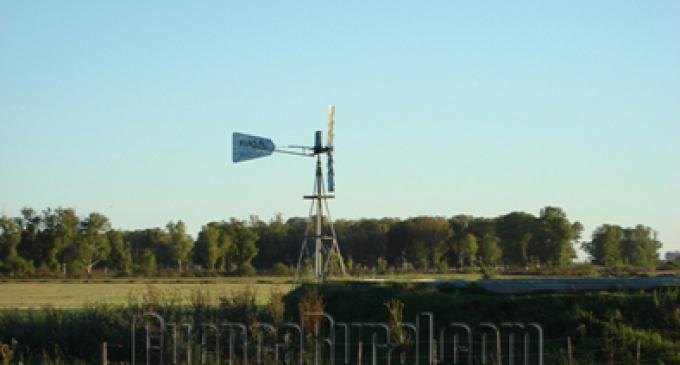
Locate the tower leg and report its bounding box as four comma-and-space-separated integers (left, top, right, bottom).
295, 237, 308, 281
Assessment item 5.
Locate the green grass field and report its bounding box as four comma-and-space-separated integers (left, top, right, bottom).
0, 273, 490, 309
0, 277, 295, 309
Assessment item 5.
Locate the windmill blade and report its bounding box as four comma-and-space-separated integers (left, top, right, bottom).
327, 105, 335, 147
232, 132, 275, 163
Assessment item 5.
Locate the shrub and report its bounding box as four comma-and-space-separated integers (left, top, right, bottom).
267, 290, 286, 325
480, 264, 497, 279
376, 257, 388, 274
238, 263, 257, 276
134, 249, 157, 276
220, 286, 259, 325
0, 256, 34, 275
298, 288, 324, 335
384, 299, 409, 346
269, 262, 291, 276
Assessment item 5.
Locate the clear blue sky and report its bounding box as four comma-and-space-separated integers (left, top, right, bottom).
1, 1, 678, 256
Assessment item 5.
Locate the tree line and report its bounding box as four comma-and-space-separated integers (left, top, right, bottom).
0, 206, 663, 276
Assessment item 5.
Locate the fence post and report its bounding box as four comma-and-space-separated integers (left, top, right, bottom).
496, 334, 501, 365
357, 341, 363, 365
431, 342, 437, 365
635, 338, 641, 365
101, 342, 108, 365
567, 336, 572, 365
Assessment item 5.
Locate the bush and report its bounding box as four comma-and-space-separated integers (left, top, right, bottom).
134, 249, 157, 276
238, 263, 257, 276
384, 299, 410, 346
297, 288, 324, 335
219, 286, 259, 326
376, 257, 388, 274
267, 290, 286, 325
480, 264, 497, 279
0, 256, 34, 275
657, 260, 679, 271
269, 262, 291, 276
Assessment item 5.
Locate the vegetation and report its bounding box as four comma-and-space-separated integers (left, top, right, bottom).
0, 285, 293, 364
0, 278, 292, 309
285, 283, 680, 364
582, 224, 661, 270
2, 283, 678, 364
0, 206, 665, 278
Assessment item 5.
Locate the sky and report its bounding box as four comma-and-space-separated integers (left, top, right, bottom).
1, 1, 679, 257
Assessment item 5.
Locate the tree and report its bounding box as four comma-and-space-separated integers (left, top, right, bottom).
137, 249, 157, 275
16, 208, 43, 269
222, 219, 259, 274
477, 233, 502, 266
338, 218, 395, 268
495, 211, 536, 267
387, 217, 452, 270
582, 224, 623, 267
465, 218, 501, 267
532, 207, 582, 266
252, 215, 289, 270
55, 209, 80, 266
107, 230, 133, 274
0, 216, 34, 274
458, 233, 478, 268
167, 221, 193, 272
446, 215, 473, 267
448, 215, 474, 235
0, 206, 666, 277
125, 227, 173, 269
71, 212, 111, 274
217, 229, 235, 272
40, 208, 81, 274
16, 208, 77, 272
193, 223, 221, 271
582, 224, 661, 269
0, 217, 21, 262
283, 217, 309, 265
620, 225, 661, 269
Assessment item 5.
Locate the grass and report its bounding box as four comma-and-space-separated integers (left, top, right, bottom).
0, 276, 294, 309
2, 269, 673, 309
0, 273, 495, 309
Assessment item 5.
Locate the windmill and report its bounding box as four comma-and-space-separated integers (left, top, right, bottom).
232, 105, 347, 282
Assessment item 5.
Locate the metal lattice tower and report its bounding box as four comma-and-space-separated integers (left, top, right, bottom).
295, 151, 346, 282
